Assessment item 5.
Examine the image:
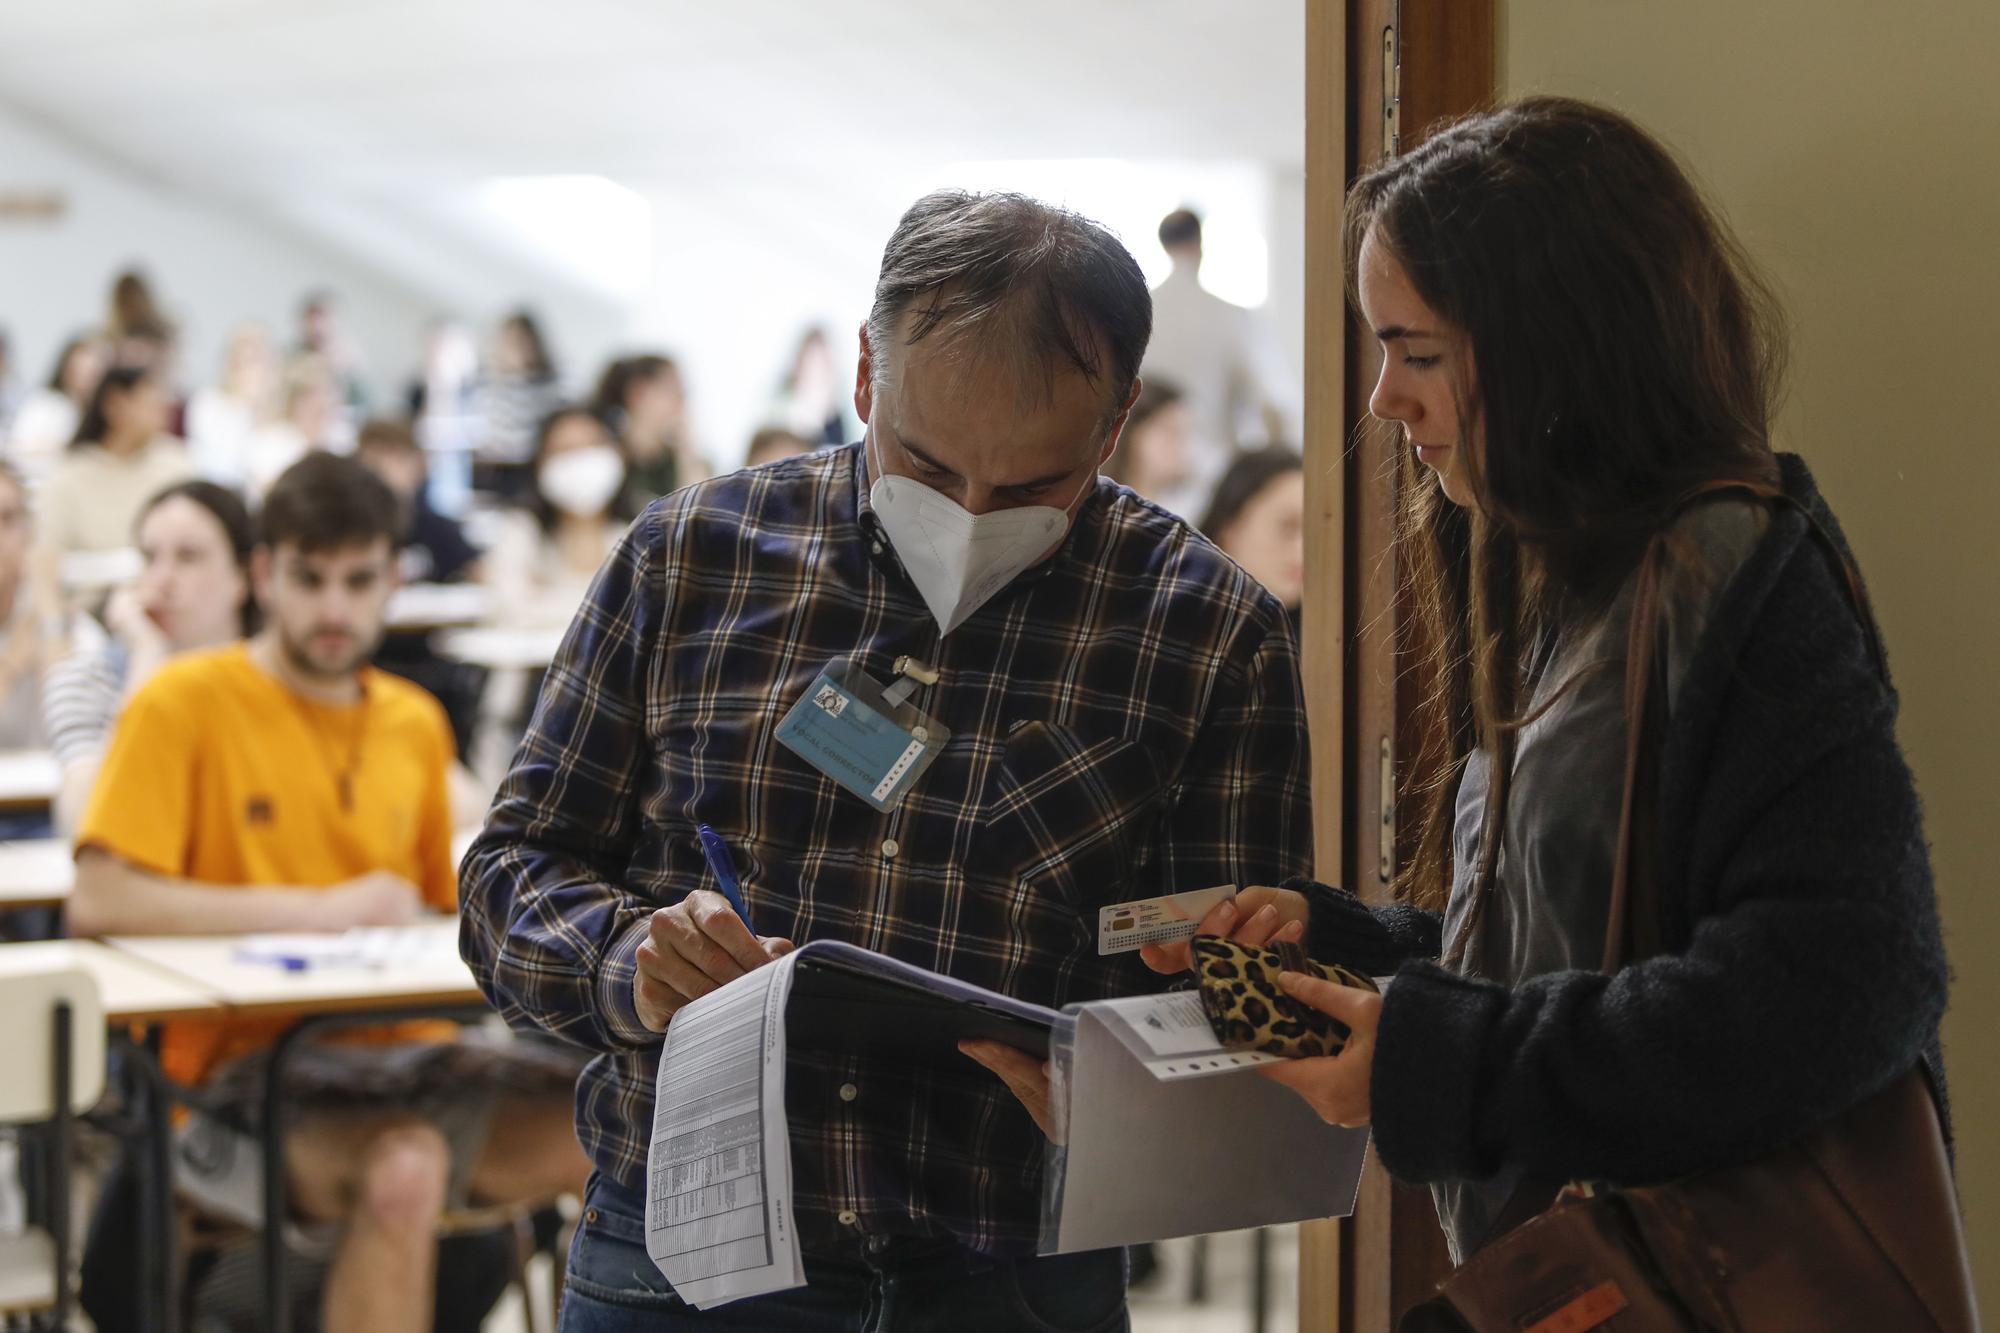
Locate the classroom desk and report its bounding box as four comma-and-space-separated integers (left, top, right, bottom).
386, 582, 493, 632
0, 752, 60, 812
435, 624, 566, 672
0, 840, 75, 909
105, 919, 489, 1333
105, 919, 480, 1018
1, 938, 224, 1022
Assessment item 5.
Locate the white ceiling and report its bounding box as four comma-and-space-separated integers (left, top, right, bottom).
0, 0, 1303, 225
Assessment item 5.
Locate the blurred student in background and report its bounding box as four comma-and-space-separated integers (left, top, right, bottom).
358, 417, 490, 763
487, 406, 634, 627
405, 318, 481, 515
472, 310, 565, 501
593, 353, 708, 506
770, 325, 852, 448
45, 480, 256, 834
743, 425, 813, 470
104, 269, 172, 343
186, 324, 281, 488
8, 335, 107, 478
293, 289, 365, 445
244, 354, 341, 494
0, 465, 52, 755
102, 273, 185, 428
406, 317, 478, 423
40, 365, 194, 575
1200, 445, 1306, 620
103, 268, 174, 350
356, 418, 481, 587
71, 453, 588, 1331
1103, 376, 1199, 515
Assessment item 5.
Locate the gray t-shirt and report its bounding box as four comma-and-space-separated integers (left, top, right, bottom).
1432, 498, 1770, 1262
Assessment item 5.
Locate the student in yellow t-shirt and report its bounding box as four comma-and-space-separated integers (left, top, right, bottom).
73, 453, 588, 1333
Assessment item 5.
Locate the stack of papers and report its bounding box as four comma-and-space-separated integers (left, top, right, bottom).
646, 948, 804, 1308
642, 941, 1369, 1309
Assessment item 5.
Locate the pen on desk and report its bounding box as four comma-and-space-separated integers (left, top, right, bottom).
696, 823, 755, 932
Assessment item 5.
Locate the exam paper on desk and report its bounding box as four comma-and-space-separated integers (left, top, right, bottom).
233, 924, 467, 970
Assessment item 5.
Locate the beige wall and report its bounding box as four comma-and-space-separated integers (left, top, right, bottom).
1501, 0, 2000, 1309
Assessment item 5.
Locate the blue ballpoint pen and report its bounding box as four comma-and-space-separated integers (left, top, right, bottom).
696, 823, 754, 931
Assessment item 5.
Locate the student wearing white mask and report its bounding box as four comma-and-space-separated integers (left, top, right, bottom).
486, 405, 636, 628
461, 190, 1312, 1331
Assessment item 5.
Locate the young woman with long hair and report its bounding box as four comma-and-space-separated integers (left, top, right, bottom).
1146, 96, 1951, 1267
590, 352, 708, 506
46, 480, 258, 833
40, 364, 195, 571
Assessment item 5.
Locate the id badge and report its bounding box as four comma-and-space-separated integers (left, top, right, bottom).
775, 657, 949, 811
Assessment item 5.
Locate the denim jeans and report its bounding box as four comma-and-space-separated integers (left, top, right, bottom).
558, 1174, 1128, 1332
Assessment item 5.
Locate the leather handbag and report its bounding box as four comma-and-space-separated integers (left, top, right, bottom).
1406, 485, 1983, 1333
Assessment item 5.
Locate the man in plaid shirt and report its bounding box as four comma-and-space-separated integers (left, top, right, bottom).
460, 190, 1311, 1330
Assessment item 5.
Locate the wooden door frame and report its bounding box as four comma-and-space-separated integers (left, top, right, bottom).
1295, 0, 1348, 1315
1298, 2, 1494, 1329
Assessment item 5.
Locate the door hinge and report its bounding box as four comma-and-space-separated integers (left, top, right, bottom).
1378, 735, 1396, 884
1381, 22, 1402, 157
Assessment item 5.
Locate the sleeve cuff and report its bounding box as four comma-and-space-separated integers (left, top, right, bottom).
1296, 880, 1442, 977
1369, 961, 1506, 1184
594, 916, 658, 1048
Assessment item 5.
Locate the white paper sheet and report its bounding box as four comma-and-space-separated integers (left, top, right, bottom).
231, 924, 466, 971
1093, 990, 1289, 1080
644, 952, 805, 1309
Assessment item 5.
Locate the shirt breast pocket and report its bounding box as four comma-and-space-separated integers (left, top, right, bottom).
970, 722, 1166, 917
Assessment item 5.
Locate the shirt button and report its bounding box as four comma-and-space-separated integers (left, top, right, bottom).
881, 838, 900, 859
838, 1209, 859, 1227
839, 1082, 859, 1102
871, 542, 886, 556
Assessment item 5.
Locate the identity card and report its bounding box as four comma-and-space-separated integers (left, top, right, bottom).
1097, 885, 1238, 955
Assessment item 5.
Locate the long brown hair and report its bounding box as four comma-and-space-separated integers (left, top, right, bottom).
1347, 97, 1788, 914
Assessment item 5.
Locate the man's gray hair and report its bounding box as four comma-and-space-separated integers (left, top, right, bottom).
867, 191, 1152, 417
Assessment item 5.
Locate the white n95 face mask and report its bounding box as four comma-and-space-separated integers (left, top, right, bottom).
539, 445, 626, 517
868, 437, 1090, 636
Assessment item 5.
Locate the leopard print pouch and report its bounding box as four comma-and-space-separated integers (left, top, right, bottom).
1190, 935, 1380, 1059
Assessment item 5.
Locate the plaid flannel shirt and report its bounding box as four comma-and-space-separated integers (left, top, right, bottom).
459, 443, 1311, 1253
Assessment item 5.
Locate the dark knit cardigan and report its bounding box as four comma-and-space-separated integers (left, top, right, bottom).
1303, 454, 1950, 1189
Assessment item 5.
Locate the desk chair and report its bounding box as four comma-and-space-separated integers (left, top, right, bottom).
0, 953, 106, 1329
